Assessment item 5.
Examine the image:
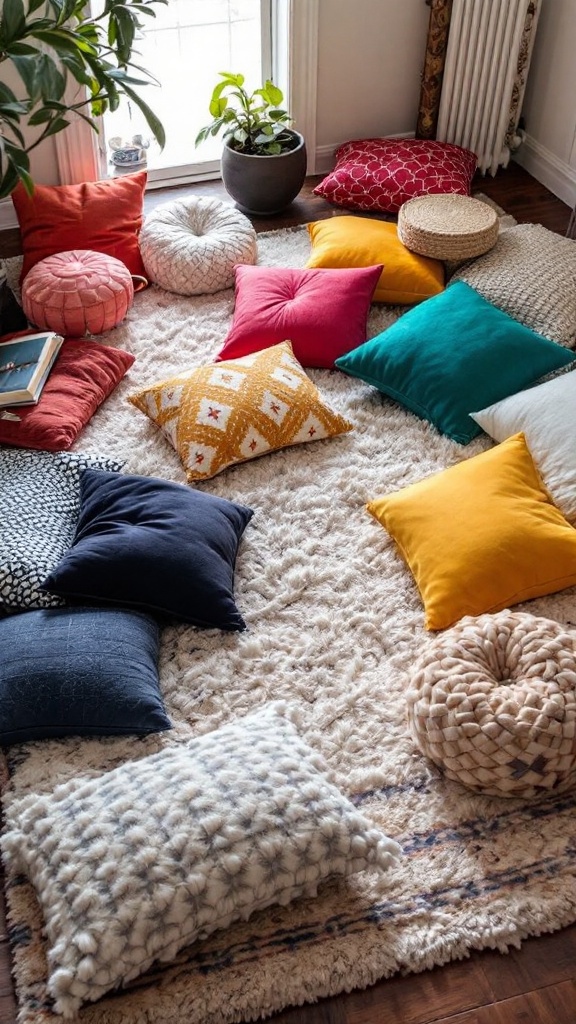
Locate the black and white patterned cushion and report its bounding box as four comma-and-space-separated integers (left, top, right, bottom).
0, 449, 124, 611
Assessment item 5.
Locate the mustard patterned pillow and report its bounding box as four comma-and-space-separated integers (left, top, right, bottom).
128, 342, 353, 481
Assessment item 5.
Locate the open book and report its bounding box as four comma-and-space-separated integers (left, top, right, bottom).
0, 332, 64, 407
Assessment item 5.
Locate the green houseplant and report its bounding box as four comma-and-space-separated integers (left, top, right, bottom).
0, 0, 167, 200
195, 71, 306, 216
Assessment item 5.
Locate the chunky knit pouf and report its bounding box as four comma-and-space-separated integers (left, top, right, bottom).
406, 611, 576, 799
139, 196, 258, 296
22, 249, 135, 336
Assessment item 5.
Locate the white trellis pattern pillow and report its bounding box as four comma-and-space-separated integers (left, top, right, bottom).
0, 449, 124, 611
2, 704, 401, 1017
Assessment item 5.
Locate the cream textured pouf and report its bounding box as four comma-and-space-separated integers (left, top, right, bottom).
406, 611, 576, 799
139, 196, 258, 296
397, 194, 499, 261
22, 249, 135, 336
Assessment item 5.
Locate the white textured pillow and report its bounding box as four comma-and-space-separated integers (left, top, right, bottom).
471, 368, 576, 521
2, 705, 400, 1018
452, 224, 576, 347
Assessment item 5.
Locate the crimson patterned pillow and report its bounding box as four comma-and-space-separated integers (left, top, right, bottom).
313, 138, 477, 214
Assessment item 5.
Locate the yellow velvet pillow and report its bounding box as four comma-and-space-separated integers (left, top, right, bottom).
367, 433, 576, 631
306, 217, 445, 305
128, 341, 353, 481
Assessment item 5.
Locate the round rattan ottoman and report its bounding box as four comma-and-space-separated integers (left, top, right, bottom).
397, 194, 499, 261
406, 611, 576, 799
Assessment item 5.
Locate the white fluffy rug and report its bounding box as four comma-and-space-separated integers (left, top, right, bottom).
3, 214, 576, 1024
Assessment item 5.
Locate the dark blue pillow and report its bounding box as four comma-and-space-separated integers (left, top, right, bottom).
0, 606, 170, 746
41, 470, 253, 631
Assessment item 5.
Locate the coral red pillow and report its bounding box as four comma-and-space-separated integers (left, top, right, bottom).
12, 172, 147, 283
313, 138, 477, 214
0, 336, 134, 450
216, 264, 382, 368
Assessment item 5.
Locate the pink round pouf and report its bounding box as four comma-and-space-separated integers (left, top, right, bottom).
22, 249, 135, 336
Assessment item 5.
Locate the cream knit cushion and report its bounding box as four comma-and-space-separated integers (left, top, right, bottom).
406, 611, 576, 799
1, 704, 400, 1018
139, 196, 258, 296
452, 223, 576, 347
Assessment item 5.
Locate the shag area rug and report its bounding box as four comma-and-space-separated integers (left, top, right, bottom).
3, 202, 576, 1024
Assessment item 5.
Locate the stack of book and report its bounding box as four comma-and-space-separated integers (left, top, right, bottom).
0, 331, 64, 408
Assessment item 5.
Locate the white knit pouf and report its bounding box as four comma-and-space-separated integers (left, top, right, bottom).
139, 196, 258, 296
406, 611, 576, 799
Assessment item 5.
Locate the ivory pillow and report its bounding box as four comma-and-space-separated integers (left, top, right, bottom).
2, 704, 401, 1017
471, 368, 576, 521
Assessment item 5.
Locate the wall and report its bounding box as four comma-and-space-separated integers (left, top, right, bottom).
314, 0, 430, 171
513, 0, 576, 206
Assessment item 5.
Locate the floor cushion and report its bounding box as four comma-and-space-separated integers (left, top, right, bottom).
471, 368, 576, 523
0, 606, 170, 746
139, 196, 258, 295
0, 336, 135, 451
407, 611, 576, 798
21, 249, 138, 336
128, 341, 353, 481
313, 138, 477, 214
216, 263, 382, 367
335, 281, 575, 444
1, 703, 400, 1017
0, 450, 124, 612
305, 217, 444, 305
11, 172, 148, 282
367, 433, 576, 631
452, 223, 576, 348
41, 470, 254, 631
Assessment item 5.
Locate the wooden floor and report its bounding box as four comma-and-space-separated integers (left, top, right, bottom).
1, 162, 575, 1024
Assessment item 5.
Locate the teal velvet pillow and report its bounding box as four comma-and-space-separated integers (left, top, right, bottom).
335, 282, 575, 444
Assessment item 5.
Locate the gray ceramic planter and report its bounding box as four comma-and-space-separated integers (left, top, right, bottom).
221, 130, 307, 216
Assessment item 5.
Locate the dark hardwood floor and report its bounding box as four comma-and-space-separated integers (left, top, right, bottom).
0, 161, 574, 1024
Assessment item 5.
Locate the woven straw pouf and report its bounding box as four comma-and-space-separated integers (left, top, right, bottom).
406, 611, 576, 799
22, 249, 136, 336
397, 194, 499, 261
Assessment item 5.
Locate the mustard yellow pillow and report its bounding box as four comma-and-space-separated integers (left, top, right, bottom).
128, 342, 353, 481
367, 433, 576, 631
306, 217, 445, 305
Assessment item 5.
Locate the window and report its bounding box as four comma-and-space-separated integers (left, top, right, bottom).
98, 0, 272, 187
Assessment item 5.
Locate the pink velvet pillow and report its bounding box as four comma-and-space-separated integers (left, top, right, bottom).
313, 138, 477, 214
216, 264, 382, 368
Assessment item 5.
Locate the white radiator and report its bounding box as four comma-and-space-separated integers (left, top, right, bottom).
436, 0, 540, 176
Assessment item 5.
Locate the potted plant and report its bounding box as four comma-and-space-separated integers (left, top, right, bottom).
0, 0, 167, 200
195, 72, 307, 216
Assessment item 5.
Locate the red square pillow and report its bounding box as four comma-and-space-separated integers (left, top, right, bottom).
313, 138, 477, 214
0, 336, 134, 450
216, 264, 382, 369
12, 172, 148, 282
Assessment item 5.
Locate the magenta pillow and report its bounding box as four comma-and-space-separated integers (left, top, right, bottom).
313, 138, 477, 214
216, 264, 382, 368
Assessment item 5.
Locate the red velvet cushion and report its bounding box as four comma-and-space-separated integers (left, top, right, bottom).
313, 138, 477, 214
216, 264, 382, 369
12, 172, 148, 282
0, 336, 134, 450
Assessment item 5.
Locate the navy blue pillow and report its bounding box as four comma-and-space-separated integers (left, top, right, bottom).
0, 606, 170, 746
41, 470, 253, 631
